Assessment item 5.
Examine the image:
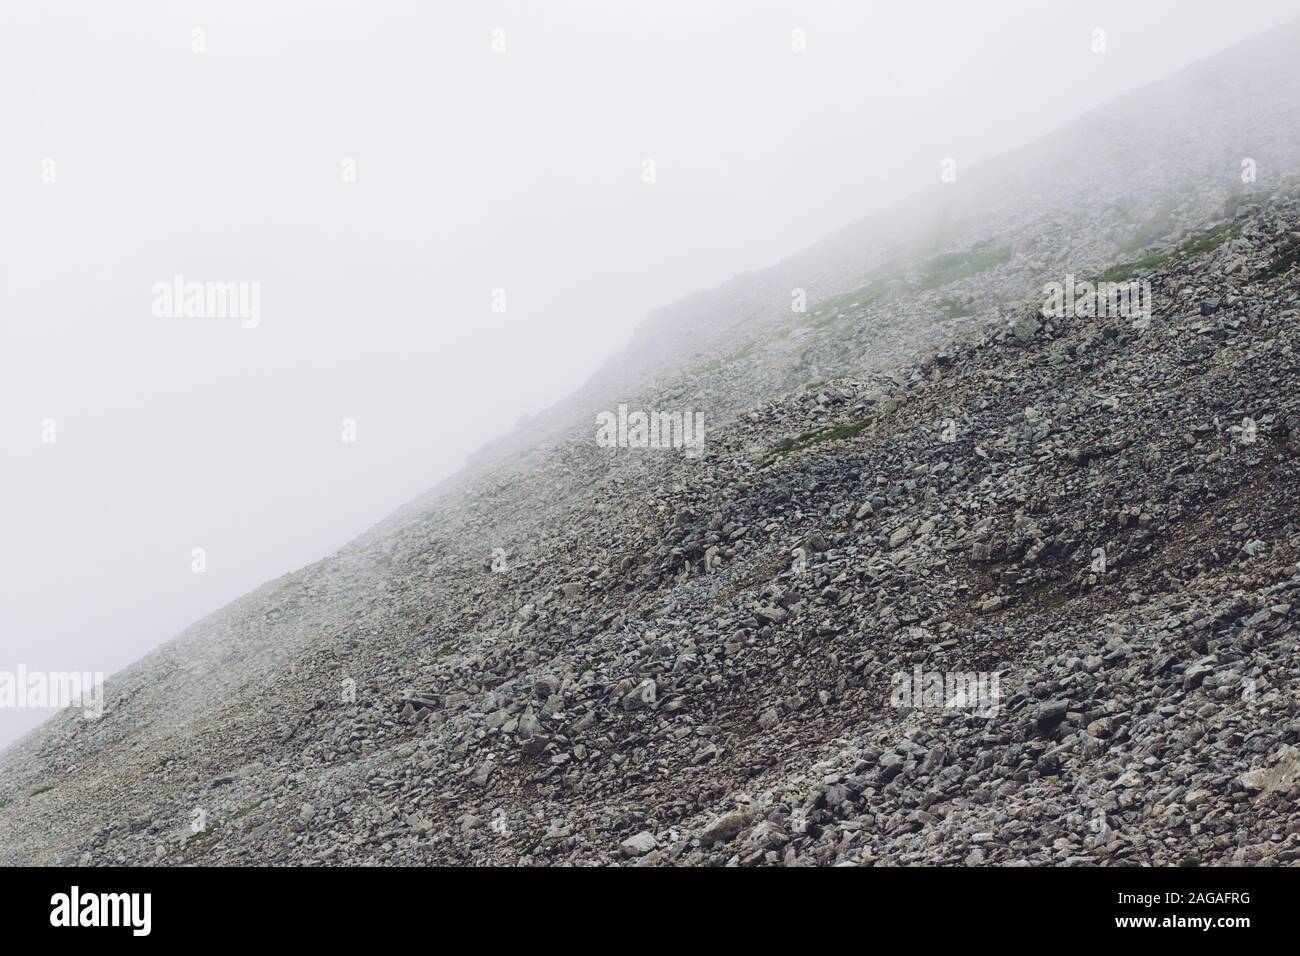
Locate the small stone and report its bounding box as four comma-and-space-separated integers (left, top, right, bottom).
624, 679, 657, 711
1009, 313, 1041, 343
620, 831, 657, 857
878, 753, 904, 782
1035, 700, 1069, 729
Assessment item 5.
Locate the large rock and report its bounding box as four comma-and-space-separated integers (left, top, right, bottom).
700, 810, 751, 844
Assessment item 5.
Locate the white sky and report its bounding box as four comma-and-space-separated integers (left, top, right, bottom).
2, 0, 1296, 746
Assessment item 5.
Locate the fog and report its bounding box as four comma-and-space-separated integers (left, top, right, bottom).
2, 0, 1296, 747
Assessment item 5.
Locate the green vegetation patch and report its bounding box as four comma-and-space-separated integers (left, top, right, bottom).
230, 799, 266, 821
1260, 240, 1300, 280
811, 281, 891, 325
1119, 198, 1179, 253
518, 830, 545, 856
1096, 221, 1242, 284
1179, 220, 1241, 258
1096, 250, 1174, 284
915, 243, 1012, 290
807, 240, 1011, 326
769, 419, 872, 460
188, 819, 224, 842
938, 298, 976, 319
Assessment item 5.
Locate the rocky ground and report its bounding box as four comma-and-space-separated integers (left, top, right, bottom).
4, 25, 1300, 867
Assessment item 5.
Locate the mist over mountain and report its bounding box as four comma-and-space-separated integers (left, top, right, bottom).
4, 8, 1300, 871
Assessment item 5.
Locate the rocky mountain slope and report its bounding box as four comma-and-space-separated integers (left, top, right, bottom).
4, 23, 1300, 867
